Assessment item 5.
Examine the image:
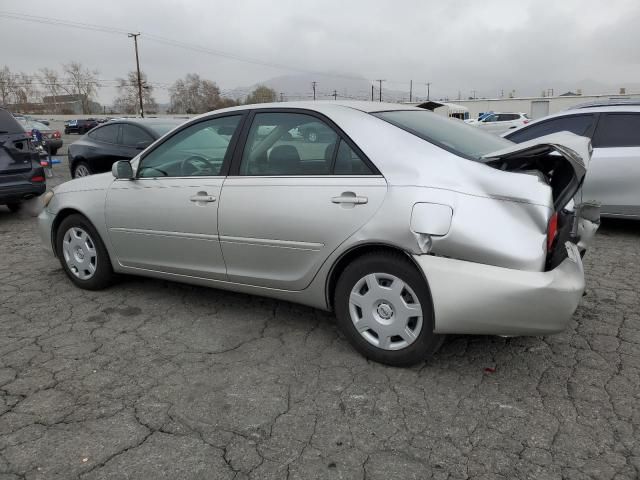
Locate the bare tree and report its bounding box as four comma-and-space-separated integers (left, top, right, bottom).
169, 73, 237, 114
113, 71, 157, 115
13, 73, 40, 108
245, 85, 277, 105
0, 66, 15, 106
38, 68, 64, 113
62, 62, 100, 113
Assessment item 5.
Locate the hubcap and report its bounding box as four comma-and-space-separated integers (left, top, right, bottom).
75, 165, 90, 177
349, 273, 423, 351
62, 227, 97, 280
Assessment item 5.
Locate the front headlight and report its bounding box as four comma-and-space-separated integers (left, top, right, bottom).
42, 190, 55, 208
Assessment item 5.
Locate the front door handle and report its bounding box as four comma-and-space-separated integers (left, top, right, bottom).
331, 192, 368, 205
190, 193, 217, 203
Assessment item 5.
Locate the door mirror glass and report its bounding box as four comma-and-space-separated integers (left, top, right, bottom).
112, 160, 134, 179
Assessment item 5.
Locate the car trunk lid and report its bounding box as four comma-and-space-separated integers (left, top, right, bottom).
481, 132, 590, 211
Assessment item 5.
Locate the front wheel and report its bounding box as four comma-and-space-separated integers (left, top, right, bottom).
6, 203, 21, 213
73, 161, 92, 178
55, 214, 114, 290
334, 252, 444, 366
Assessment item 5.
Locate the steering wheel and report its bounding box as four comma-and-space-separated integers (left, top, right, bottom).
180, 155, 210, 176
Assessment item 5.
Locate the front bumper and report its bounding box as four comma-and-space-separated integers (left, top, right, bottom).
415, 242, 585, 336
38, 208, 56, 255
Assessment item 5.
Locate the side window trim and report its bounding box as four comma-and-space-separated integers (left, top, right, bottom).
227, 108, 380, 177
135, 113, 248, 178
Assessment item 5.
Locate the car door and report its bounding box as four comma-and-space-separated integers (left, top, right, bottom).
105, 114, 244, 279
218, 110, 387, 291
582, 112, 640, 216
86, 124, 125, 173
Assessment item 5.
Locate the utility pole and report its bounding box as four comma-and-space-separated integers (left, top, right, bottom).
332, 89, 337, 100
376, 79, 385, 101
471, 89, 477, 100
409, 80, 413, 102
425, 82, 431, 101
128, 33, 144, 118
371, 84, 374, 101
311, 81, 317, 100
280, 92, 284, 102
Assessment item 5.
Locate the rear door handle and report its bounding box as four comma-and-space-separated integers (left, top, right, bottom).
331, 193, 368, 205
190, 194, 217, 203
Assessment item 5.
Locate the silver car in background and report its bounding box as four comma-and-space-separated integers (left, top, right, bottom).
38, 101, 598, 366
505, 104, 640, 219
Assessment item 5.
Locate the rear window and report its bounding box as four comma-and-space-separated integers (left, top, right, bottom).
0, 109, 25, 134
372, 110, 512, 160
505, 114, 596, 144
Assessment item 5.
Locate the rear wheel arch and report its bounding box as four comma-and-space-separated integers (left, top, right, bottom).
326, 243, 431, 311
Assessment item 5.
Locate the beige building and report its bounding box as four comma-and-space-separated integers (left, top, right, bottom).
450, 91, 640, 120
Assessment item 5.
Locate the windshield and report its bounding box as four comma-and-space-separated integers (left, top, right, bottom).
372, 110, 512, 160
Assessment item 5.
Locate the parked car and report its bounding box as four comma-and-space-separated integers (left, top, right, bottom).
0, 108, 46, 212
470, 112, 530, 134
64, 119, 99, 135
504, 104, 640, 219
38, 101, 598, 366
16, 118, 63, 155
68, 118, 185, 178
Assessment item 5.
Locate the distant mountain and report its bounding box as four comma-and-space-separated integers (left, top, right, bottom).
226, 73, 413, 103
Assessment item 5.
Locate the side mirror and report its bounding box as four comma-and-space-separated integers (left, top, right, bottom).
135, 140, 151, 150
112, 160, 134, 180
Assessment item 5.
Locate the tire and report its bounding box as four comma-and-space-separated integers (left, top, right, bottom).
6, 203, 21, 213
334, 251, 444, 366
64, 129, 69, 134
73, 161, 92, 178
55, 214, 114, 290
50, 148, 58, 156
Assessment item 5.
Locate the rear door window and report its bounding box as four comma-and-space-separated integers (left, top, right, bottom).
121, 125, 153, 147
90, 124, 119, 144
505, 114, 596, 144
592, 113, 640, 148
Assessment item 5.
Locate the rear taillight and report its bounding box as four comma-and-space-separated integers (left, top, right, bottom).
523, 120, 530, 124
31, 175, 45, 183
547, 212, 558, 251
54, 131, 61, 138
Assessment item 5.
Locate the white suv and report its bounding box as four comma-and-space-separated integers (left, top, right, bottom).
470, 112, 530, 135
504, 103, 640, 219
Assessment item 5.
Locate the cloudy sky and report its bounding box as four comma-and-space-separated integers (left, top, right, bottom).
1, 0, 639, 104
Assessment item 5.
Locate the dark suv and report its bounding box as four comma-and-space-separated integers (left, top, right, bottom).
64, 119, 99, 134
0, 108, 46, 212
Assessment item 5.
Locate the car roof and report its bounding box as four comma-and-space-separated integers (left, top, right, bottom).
107, 117, 186, 127
560, 105, 640, 114
194, 100, 422, 118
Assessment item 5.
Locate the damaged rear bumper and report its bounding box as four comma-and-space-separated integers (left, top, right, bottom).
415, 242, 585, 336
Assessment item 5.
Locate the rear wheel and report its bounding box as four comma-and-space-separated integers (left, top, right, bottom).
334, 252, 444, 366
49, 147, 58, 156
73, 162, 92, 178
55, 214, 114, 290
6, 203, 21, 213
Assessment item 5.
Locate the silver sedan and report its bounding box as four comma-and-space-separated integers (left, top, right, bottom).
38, 101, 599, 366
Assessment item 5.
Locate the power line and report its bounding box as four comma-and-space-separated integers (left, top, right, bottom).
0, 11, 387, 85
